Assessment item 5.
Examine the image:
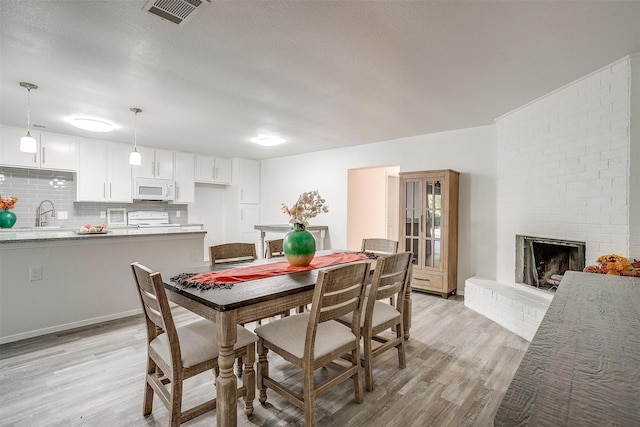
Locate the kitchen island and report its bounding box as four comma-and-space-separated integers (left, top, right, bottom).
0, 227, 207, 344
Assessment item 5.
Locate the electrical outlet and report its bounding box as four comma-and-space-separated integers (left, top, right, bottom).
100, 211, 106, 219
176, 211, 181, 218
29, 266, 42, 281
57, 211, 68, 219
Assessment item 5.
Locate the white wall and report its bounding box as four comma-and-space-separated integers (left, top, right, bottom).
495, 56, 635, 284
260, 125, 497, 293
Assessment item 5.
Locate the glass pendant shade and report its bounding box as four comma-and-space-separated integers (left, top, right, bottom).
129, 149, 141, 166
20, 131, 38, 153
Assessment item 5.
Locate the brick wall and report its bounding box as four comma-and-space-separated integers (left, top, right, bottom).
630, 53, 640, 259
495, 56, 635, 284
0, 166, 188, 228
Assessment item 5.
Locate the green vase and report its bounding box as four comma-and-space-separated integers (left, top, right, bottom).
283, 222, 316, 267
0, 209, 17, 229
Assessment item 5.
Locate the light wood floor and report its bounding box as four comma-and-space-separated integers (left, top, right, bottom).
0, 292, 528, 427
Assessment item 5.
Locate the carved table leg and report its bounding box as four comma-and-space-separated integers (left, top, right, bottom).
257, 340, 269, 404
243, 343, 256, 415
216, 311, 238, 427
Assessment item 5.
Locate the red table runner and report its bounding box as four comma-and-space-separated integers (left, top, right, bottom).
171, 252, 371, 290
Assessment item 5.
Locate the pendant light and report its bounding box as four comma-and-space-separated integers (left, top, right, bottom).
129, 107, 142, 166
19, 82, 38, 153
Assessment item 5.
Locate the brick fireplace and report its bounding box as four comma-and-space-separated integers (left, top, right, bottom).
515, 235, 585, 289
465, 54, 639, 342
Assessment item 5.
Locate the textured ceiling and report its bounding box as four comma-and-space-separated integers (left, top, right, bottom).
1, 1, 639, 160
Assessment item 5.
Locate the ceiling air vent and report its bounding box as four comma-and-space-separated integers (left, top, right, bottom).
143, 0, 210, 26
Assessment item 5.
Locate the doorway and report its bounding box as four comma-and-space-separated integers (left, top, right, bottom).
346, 165, 400, 251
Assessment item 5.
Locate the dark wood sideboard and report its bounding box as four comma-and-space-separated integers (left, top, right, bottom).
494, 271, 640, 426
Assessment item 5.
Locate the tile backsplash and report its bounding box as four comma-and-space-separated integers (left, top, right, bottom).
0, 167, 188, 228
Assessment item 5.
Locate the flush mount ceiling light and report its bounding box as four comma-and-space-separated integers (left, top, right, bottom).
19, 82, 38, 153
71, 118, 114, 132
129, 107, 142, 166
252, 135, 285, 146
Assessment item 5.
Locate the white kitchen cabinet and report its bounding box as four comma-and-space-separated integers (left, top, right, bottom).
240, 205, 260, 243
172, 151, 195, 204
238, 158, 260, 204
77, 138, 132, 202
0, 126, 78, 171
195, 154, 232, 185
224, 158, 261, 243
131, 146, 174, 180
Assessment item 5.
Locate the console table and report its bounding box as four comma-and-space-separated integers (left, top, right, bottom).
254, 224, 328, 258
494, 271, 640, 426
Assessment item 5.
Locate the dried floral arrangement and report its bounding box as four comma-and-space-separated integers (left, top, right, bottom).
281, 190, 328, 226
584, 253, 640, 277
0, 195, 18, 210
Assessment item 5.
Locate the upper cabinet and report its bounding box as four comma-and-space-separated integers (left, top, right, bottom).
77, 138, 132, 202
195, 154, 232, 185
172, 151, 195, 204
131, 146, 174, 180
0, 126, 78, 171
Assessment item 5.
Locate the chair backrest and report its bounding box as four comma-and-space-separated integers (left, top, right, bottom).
361, 238, 399, 255
131, 262, 182, 366
305, 262, 370, 357
265, 239, 284, 258
364, 251, 412, 320
210, 243, 257, 265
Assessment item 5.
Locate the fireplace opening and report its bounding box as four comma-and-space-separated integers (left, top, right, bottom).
515, 235, 586, 290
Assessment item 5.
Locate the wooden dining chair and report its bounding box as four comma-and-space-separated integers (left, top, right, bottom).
265, 239, 284, 258
130, 262, 258, 426
209, 242, 257, 266
211, 242, 284, 333
337, 251, 412, 391
255, 262, 370, 426
361, 238, 399, 255
361, 238, 400, 305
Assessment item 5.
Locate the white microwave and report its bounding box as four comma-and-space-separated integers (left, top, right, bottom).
133, 177, 175, 201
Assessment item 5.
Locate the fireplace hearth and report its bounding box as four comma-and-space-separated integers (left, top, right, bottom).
515, 235, 586, 289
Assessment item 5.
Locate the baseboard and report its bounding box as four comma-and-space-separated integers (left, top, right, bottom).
0, 308, 143, 345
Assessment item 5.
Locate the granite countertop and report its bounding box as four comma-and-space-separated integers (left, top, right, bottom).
0, 225, 206, 243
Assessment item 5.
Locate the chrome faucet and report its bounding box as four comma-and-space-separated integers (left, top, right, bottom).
36, 200, 56, 227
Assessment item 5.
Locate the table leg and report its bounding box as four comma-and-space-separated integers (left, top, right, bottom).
256, 230, 266, 259
216, 311, 238, 427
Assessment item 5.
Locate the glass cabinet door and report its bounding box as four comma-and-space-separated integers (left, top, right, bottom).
423, 179, 442, 269
402, 179, 421, 267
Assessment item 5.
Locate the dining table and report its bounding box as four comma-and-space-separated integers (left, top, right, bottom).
161, 250, 412, 427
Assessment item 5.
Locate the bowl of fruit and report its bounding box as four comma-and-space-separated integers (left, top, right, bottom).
76, 223, 109, 234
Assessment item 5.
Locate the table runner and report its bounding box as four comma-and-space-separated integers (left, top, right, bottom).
171, 252, 371, 290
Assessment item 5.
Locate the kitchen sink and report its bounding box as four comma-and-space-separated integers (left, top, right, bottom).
15, 226, 64, 230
